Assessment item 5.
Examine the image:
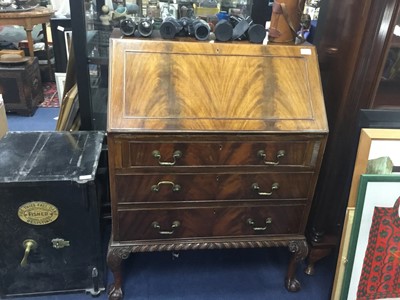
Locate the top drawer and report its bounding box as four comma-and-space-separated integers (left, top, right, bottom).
110, 139, 321, 168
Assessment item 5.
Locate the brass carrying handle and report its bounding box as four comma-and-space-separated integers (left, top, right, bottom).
20, 239, 38, 267
152, 150, 182, 166
257, 149, 285, 165
151, 181, 181, 192
247, 218, 272, 231
252, 182, 279, 196
151, 221, 181, 235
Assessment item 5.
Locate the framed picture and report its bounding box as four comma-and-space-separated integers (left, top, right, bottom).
341, 174, 400, 300
49, 18, 71, 73
55, 72, 66, 105
347, 128, 400, 207
359, 109, 400, 129
330, 207, 355, 300
64, 30, 72, 61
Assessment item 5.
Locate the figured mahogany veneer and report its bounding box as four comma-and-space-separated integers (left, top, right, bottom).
117, 204, 306, 241
114, 172, 313, 203
106, 37, 328, 300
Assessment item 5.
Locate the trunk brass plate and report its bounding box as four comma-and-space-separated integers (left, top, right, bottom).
18, 201, 59, 225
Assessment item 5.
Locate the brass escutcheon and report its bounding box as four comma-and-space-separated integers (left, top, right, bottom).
51, 238, 70, 249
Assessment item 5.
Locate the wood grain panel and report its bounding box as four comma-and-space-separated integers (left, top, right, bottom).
122, 52, 312, 120
108, 39, 328, 132
116, 204, 305, 241
122, 140, 316, 168
114, 172, 313, 203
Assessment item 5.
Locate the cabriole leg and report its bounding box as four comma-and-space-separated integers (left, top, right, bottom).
107, 245, 131, 300
285, 240, 309, 292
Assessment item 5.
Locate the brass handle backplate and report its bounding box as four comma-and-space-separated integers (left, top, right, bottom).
152, 221, 181, 235
252, 182, 279, 196
257, 149, 285, 165
247, 218, 272, 231
20, 239, 38, 267
151, 181, 181, 192
152, 150, 182, 166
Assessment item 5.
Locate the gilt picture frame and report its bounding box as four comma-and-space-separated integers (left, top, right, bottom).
55, 72, 66, 105
347, 128, 400, 207
330, 207, 355, 300
340, 174, 400, 300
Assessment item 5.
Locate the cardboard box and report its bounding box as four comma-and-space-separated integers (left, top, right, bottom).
0, 95, 8, 139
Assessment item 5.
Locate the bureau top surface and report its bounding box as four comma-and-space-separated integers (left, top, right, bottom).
108, 38, 328, 133
0, 131, 104, 183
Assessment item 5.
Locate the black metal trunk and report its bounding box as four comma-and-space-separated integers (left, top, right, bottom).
0, 131, 106, 298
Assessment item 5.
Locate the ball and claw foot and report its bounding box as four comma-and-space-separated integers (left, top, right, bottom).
108, 284, 123, 300
285, 277, 301, 292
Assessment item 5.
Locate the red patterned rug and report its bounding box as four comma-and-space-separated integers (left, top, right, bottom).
39, 82, 59, 108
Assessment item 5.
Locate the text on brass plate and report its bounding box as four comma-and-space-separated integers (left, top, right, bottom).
18, 201, 59, 225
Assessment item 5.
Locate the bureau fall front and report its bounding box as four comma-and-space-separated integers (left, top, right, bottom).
106, 36, 328, 299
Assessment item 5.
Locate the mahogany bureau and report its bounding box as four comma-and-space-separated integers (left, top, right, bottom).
106, 37, 328, 299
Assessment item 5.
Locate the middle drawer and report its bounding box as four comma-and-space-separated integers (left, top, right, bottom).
114, 172, 313, 203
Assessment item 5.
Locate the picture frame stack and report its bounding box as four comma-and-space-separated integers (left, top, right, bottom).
331, 109, 400, 300
341, 174, 400, 299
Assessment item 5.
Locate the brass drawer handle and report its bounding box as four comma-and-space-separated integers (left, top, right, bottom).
257, 149, 285, 165
151, 181, 181, 192
247, 218, 272, 231
20, 239, 38, 267
252, 182, 279, 196
151, 221, 181, 235
152, 150, 182, 166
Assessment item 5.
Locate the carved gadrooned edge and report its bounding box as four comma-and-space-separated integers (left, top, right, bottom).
109, 239, 306, 254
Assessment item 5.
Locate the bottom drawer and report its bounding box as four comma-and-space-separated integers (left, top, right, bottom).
116, 204, 306, 241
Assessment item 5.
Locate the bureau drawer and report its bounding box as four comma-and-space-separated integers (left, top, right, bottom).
114, 172, 313, 203
114, 140, 319, 168
116, 204, 306, 241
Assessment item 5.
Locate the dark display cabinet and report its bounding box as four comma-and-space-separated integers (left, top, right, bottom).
69, 0, 110, 130
50, 18, 72, 73
305, 0, 400, 274
68, 0, 266, 130
0, 131, 106, 298
371, 11, 400, 109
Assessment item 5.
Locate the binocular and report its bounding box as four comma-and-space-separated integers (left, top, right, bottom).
214, 16, 266, 43
120, 14, 264, 43
159, 16, 211, 40
120, 17, 154, 37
